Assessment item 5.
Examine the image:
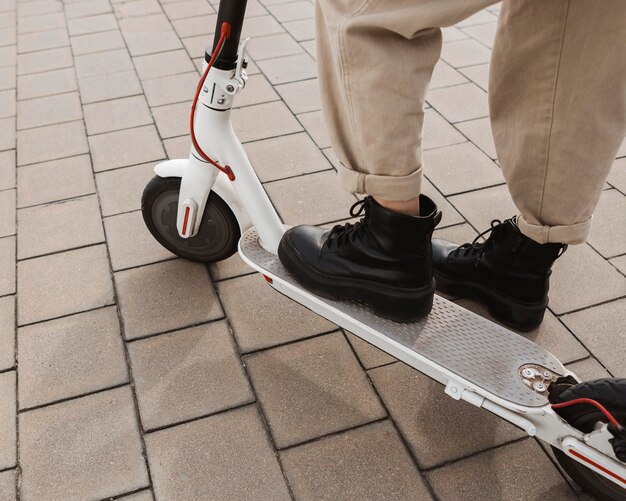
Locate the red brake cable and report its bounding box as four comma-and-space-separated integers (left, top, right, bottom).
552, 398, 621, 428
189, 22, 236, 181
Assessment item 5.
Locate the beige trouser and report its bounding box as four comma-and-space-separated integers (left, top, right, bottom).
316, 0, 626, 244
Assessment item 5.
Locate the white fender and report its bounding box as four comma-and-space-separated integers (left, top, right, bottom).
153, 158, 252, 235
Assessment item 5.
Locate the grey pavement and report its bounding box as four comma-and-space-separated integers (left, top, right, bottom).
1, 0, 625, 499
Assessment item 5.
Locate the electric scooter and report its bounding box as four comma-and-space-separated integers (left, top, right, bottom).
141, 1, 626, 498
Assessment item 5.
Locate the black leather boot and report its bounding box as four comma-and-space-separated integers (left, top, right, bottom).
432, 217, 567, 331
278, 195, 441, 322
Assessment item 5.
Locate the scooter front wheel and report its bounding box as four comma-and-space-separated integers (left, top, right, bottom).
141, 175, 240, 263
551, 378, 626, 500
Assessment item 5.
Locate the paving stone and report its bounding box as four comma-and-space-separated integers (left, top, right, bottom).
281, 421, 431, 501
449, 183, 517, 231
296, 109, 331, 148
256, 53, 316, 85
151, 101, 187, 138
426, 439, 577, 500
454, 299, 588, 364
104, 210, 175, 271
441, 39, 491, 68
118, 12, 170, 34
17, 245, 114, 325
0, 46, 15, 71
369, 362, 525, 468
17, 12, 65, 34
455, 116, 497, 159
146, 405, 290, 501
427, 82, 489, 123
245, 132, 331, 182
608, 157, 626, 193
171, 14, 216, 37
17, 92, 82, 130
0, 237, 15, 297
96, 162, 155, 216
19, 386, 149, 500
17, 195, 104, 259
232, 101, 302, 143
78, 69, 142, 103
89, 125, 165, 172
217, 273, 336, 353
424, 141, 504, 195
17, 120, 88, 166
266, 0, 313, 22
241, 14, 283, 38
566, 357, 612, 381
84, 95, 152, 135
346, 332, 396, 370
17, 28, 68, 54
459, 62, 490, 91
245, 332, 386, 447
0, 189, 15, 237
0, 117, 15, 150
18, 306, 128, 409
162, 0, 213, 20
67, 13, 118, 36
611, 254, 626, 275
275, 78, 319, 114
232, 73, 279, 108
422, 108, 466, 151
0, 296, 14, 371
550, 243, 626, 315
588, 189, 626, 258
133, 49, 195, 80
180, 34, 207, 59
115, 259, 223, 339
561, 298, 626, 376
265, 170, 357, 225
163, 134, 190, 158
128, 321, 253, 429
116, 490, 153, 501
0, 89, 14, 120
125, 30, 183, 56
0, 371, 16, 470
17, 67, 77, 100
463, 21, 496, 49
429, 60, 468, 90
65, 0, 111, 19
0, 469, 15, 501
17, 47, 72, 75
282, 18, 314, 42
246, 33, 302, 61
456, 9, 498, 27
114, 0, 162, 18
300, 39, 316, 60
70, 30, 125, 56
0, 150, 14, 191
75, 48, 133, 78
142, 71, 197, 107
0, 66, 15, 92
17, 155, 95, 207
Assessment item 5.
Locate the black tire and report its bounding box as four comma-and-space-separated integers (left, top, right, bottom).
141, 176, 240, 263
551, 378, 626, 501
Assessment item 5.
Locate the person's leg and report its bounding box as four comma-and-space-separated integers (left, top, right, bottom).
432, 0, 626, 331
279, 0, 496, 322
491, 0, 626, 245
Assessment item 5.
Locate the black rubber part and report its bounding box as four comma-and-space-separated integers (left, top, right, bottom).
551, 378, 626, 500
434, 269, 547, 332
278, 237, 435, 323
141, 176, 240, 263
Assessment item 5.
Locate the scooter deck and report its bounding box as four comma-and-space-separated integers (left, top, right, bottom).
239, 228, 565, 408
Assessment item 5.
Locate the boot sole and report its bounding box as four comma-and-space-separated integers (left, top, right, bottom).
434, 269, 547, 332
279, 239, 435, 323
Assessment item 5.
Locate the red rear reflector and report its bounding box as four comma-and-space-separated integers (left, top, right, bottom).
182, 206, 191, 236
263, 275, 273, 284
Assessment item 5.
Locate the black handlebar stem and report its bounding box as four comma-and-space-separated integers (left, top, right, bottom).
206, 0, 249, 70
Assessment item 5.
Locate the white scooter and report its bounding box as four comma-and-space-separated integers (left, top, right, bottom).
141, 1, 626, 498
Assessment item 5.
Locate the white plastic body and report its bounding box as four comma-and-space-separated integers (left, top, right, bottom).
153, 44, 626, 491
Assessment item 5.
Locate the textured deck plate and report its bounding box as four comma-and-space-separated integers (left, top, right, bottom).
240, 229, 564, 407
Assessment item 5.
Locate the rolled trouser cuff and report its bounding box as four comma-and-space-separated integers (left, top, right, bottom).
338, 162, 423, 201
517, 214, 592, 245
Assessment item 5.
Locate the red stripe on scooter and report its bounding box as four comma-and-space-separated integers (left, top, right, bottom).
182, 206, 190, 236
568, 449, 626, 486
